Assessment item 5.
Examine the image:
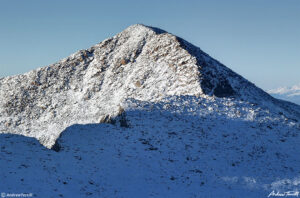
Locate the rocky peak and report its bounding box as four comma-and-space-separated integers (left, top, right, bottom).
0, 24, 299, 148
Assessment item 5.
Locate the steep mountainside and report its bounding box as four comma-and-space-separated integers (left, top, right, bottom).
0, 24, 299, 148
0, 24, 300, 197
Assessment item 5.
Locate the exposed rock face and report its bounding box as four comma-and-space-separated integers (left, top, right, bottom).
0, 24, 299, 148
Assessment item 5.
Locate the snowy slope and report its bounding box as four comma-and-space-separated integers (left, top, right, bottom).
268, 84, 300, 105
0, 24, 299, 149
0, 24, 300, 197
1, 97, 300, 197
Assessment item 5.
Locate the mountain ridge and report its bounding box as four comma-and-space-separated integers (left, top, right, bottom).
1, 24, 300, 197
0, 24, 299, 149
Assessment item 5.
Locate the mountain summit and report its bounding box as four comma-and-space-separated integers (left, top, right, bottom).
1, 24, 300, 197
0, 24, 299, 148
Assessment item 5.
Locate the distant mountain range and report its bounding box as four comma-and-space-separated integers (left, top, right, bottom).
268, 84, 300, 105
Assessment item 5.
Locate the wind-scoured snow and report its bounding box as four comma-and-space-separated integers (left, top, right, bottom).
0, 24, 300, 197
1, 97, 300, 197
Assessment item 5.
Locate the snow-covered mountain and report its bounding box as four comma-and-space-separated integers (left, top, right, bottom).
0, 24, 299, 197
268, 84, 300, 105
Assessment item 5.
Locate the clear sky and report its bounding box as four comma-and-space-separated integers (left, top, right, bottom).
0, 0, 299, 90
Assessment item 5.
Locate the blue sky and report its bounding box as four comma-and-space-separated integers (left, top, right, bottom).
0, 0, 299, 90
